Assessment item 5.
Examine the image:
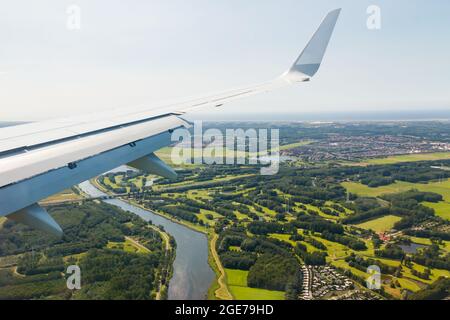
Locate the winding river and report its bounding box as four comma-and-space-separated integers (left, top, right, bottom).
78, 180, 215, 300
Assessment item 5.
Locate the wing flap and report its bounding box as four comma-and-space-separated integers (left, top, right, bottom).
128, 153, 177, 180
8, 204, 63, 238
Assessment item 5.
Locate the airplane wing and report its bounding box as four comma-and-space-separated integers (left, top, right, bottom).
0, 9, 341, 236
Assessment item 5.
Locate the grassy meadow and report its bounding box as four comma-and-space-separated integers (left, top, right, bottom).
225, 269, 285, 300
342, 179, 450, 221
356, 215, 402, 233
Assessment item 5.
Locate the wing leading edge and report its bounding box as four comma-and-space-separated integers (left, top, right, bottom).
0, 9, 341, 236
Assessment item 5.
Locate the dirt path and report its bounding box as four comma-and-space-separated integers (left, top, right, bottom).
13, 266, 25, 278
211, 233, 233, 300
0, 217, 6, 229
146, 225, 172, 300
125, 236, 151, 254
144, 226, 172, 300
148, 225, 171, 251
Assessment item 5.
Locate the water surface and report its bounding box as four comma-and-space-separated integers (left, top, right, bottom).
398, 243, 427, 254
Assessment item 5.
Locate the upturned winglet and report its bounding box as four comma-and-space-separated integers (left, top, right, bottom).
282, 8, 341, 82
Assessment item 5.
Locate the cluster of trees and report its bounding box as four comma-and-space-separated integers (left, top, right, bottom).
215, 229, 303, 298
345, 253, 397, 275
217, 230, 291, 257
411, 268, 431, 280
294, 243, 327, 265
342, 197, 385, 225
159, 205, 199, 223
320, 207, 340, 217
17, 254, 65, 276
247, 221, 285, 235
321, 159, 450, 188
220, 251, 257, 270
247, 253, 302, 293
375, 244, 405, 260
382, 190, 442, 204
305, 237, 327, 251
147, 192, 254, 224
404, 229, 450, 241
77, 249, 160, 299
155, 177, 247, 194
321, 231, 367, 251
342, 207, 389, 225
0, 269, 67, 299
291, 215, 344, 235
100, 171, 144, 193
408, 277, 450, 300
217, 234, 244, 251
0, 202, 143, 257
372, 234, 384, 249
343, 191, 442, 231
278, 184, 345, 202
214, 206, 238, 220
0, 202, 169, 300
411, 244, 450, 271
359, 163, 450, 187
394, 210, 436, 231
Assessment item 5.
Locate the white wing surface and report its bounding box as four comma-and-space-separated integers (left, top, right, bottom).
0, 9, 341, 236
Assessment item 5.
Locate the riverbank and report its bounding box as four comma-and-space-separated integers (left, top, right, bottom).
144, 226, 173, 300
209, 233, 233, 300
92, 178, 207, 234
80, 180, 215, 300
91, 177, 232, 300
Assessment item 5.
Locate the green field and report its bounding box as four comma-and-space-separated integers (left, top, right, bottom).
422, 201, 450, 221
226, 269, 248, 287
342, 181, 421, 197
197, 209, 222, 226
331, 259, 369, 279
356, 215, 402, 233
268, 234, 296, 246
361, 152, 450, 165
279, 140, 313, 151
342, 179, 450, 221
107, 238, 150, 254
342, 179, 450, 199
409, 237, 450, 253
225, 269, 285, 300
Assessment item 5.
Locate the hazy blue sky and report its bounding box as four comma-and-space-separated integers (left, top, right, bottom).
1, 0, 449, 121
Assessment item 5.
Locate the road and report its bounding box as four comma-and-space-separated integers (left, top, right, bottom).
210, 233, 233, 300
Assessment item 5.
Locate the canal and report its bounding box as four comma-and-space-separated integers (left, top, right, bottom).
78, 180, 215, 300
